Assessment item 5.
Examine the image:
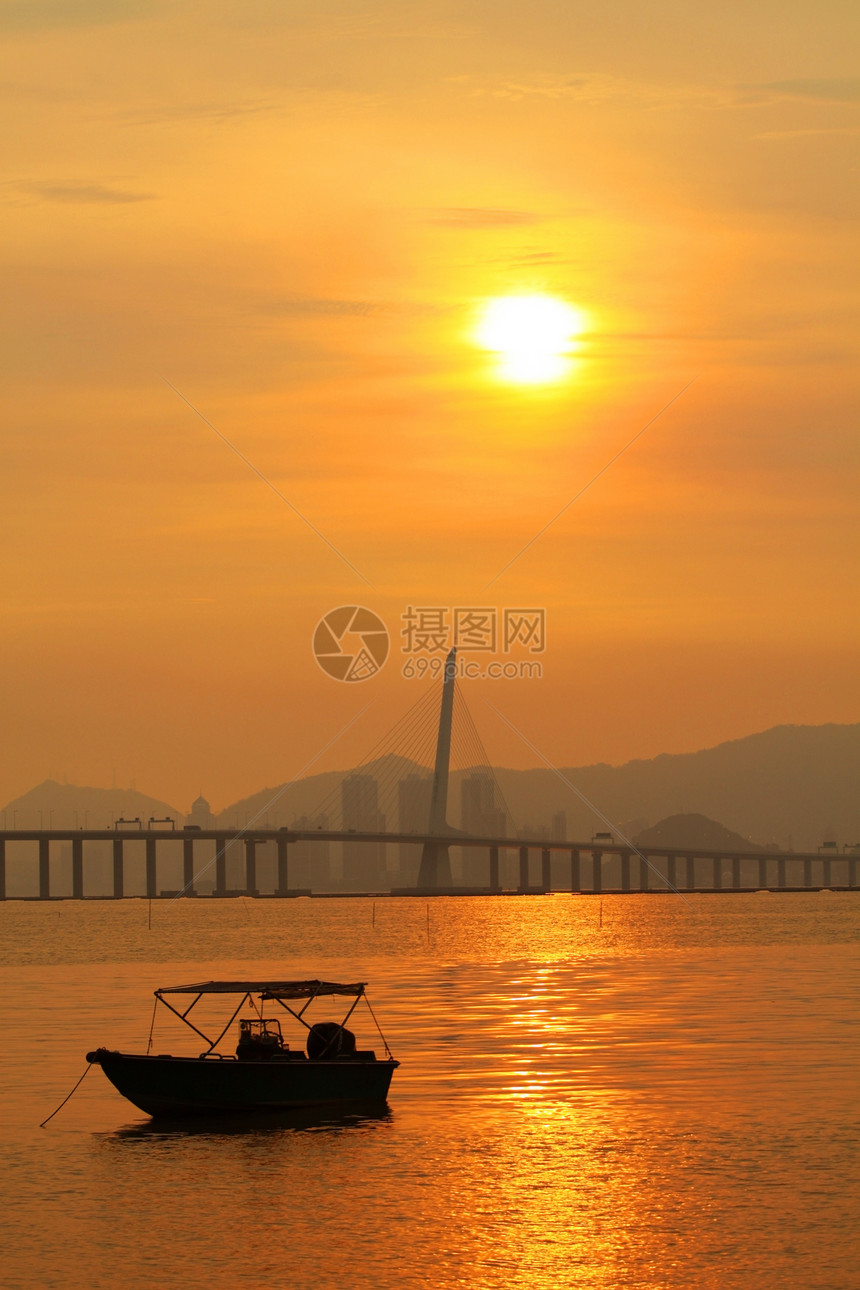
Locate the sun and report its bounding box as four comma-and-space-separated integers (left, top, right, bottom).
475, 294, 586, 384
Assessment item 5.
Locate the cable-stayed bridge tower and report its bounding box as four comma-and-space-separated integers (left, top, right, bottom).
283, 640, 509, 889
416, 647, 458, 888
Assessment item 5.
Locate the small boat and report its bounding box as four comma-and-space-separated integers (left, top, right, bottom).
86, 978, 399, 1118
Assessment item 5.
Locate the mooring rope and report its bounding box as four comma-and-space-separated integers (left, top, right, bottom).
39, 1064, 92, 1128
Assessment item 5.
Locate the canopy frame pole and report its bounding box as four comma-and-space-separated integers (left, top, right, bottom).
203, 993, 251, 1055
270, 997, 313, 1030
269, 987, 366, 1048
339, 990, 364, 1031
311, 990, 366, 1058
362, 993, 394, 1060
297, 983, 324, 1018
153, 991, 215, 1048
180, 994, 204, 1020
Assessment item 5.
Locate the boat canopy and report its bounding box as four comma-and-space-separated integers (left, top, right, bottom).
155, 979, 366, 999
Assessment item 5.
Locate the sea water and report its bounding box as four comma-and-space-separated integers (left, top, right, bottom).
1, 893, 858, 1289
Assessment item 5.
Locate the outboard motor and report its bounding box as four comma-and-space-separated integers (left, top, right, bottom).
307, 1022, 356, 1060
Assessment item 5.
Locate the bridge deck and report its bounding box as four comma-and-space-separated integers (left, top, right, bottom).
0, 829, 854, 899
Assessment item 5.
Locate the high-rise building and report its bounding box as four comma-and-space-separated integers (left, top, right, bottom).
552, 810, 567, 841
341, 774, 386, 890
397, 773, 432, 886
518, 823, 549, 840
290, 814, 331, 889
460, 771, 506, 886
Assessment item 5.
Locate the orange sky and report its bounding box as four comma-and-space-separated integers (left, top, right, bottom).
1, 1, 858, 810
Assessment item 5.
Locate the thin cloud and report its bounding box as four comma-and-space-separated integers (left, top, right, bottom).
508, 250, 562, 261
745, 77, 860, 104
261, 297, 379, 318
257, 295, 438, 319
753, 126, 860, 141
0, 0, 155, 34
426, 207, 543, 228
488, 74, 612, 102
18, 181, 156, 204
118, 99, 280, 127
482, 71, 860, 113
480, 72, 734, 111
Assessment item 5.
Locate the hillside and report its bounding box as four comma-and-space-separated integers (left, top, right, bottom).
1, 780, 183, 830
495, 724, 859, 851
4, 723, 857, 854
633, 814, 763, 853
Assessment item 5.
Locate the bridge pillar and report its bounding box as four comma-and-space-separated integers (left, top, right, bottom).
489, 846, 500, 893
72, 837, 84, 899
758, 856, 768, 889
518, 845, 529, 892
276, 835, 289, 894
639, 854, 649, 892
850, 857, 857, 889
0, 838, 5, 900
39, 838, 50, 899
541, 848, 551, 892
686, 856, 695, 891
244, 838, 257, 894
113, 838, 124, 899
182, 838, 194, 895
620, 852, 630, 891
145, 836, 157, 899
417, 840, 452, 889
712, 856, 722, 890
216, 836, 227, 895
667, 854, 677, 891
570, 849, 580, 892
593, 851, 602, 894
731, 856, 741, 890
822, 858, 831, 888
777, 857, 786, 888
803, 858, 812, 888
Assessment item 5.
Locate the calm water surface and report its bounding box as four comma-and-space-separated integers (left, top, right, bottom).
1, 893, 858, 1289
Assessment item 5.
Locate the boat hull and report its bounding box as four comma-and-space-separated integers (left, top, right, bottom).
87, 1050, 398, 1118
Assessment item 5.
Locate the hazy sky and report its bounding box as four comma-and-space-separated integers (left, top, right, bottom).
2, 0, 858, 809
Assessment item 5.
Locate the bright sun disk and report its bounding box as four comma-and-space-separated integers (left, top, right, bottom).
475, 294, 586, 384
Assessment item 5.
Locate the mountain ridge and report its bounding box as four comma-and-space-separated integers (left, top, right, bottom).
3, 723, 857, 853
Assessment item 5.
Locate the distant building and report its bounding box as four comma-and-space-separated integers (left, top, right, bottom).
552, 810, 567, 842
397, 773, 432, 886
186, 795, 212, 829
341, 774, 386, 890
460, 772, 506, 885
518, 823, 549, 841
290, 814, 331, 889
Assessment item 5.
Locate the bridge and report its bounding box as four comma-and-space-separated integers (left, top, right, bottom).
2, 649, 855, 899
0, 826, 854, 899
